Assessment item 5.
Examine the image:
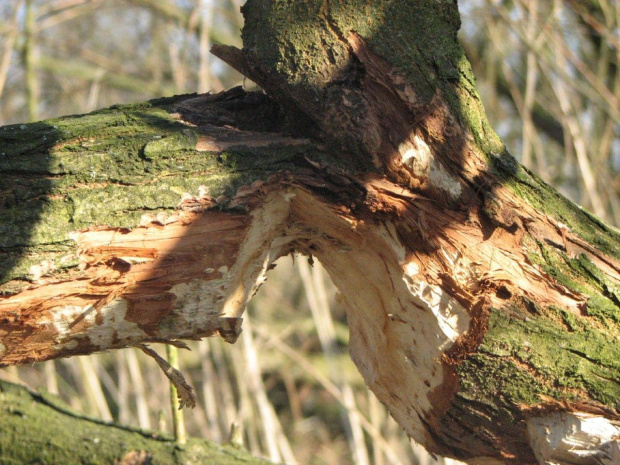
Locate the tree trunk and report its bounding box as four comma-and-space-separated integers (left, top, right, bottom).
1, 1, 619, 464
0, 379, 272, 465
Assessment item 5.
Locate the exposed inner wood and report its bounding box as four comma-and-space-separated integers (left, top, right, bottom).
1, 86, 618, 463
0, 207, 247, 364
2, 1, 620, 463
527, 412, 620, 465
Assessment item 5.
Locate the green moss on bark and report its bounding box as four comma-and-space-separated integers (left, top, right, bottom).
0, 380, 271, 465
458, 308, 620, 412
1, 94, 316, 288
493, 161, 620, 264
241, 0, 505, 161
524, 238, 620, 332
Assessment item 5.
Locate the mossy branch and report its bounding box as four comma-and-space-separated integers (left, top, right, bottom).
0, 379, 273, 465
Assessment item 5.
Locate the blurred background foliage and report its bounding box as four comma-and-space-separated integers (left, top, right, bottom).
0, 0, 618, 464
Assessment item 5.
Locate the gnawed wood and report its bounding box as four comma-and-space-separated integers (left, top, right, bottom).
0, 86, 316, 365
2, 1, 620, 464
0, 184, 304, 364
232, 3, 620, 462
0, 208, 247, 364
527, 412, 620, 465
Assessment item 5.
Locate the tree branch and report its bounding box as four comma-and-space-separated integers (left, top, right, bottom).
0, 379, 273, 465
1, 1, 619, 463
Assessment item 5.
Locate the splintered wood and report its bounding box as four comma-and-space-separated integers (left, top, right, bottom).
0, 209, 247, 364
3, 0, 620, 462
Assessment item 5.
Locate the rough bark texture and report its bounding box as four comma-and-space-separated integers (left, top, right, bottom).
1, 1, 619, 464
0, 90, 298, 362
0, 379, 272, 465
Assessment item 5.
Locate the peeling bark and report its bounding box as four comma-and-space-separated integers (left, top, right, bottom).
1, 1, 619, 464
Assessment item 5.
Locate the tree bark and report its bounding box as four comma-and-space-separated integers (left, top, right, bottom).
0, 379, 272, 465
1, 1, 619, 464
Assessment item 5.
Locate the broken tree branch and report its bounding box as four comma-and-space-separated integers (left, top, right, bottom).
1, 1, 619, 464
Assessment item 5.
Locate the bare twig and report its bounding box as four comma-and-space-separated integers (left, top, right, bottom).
165, 344, 187, 445
138, 344, 196, 410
